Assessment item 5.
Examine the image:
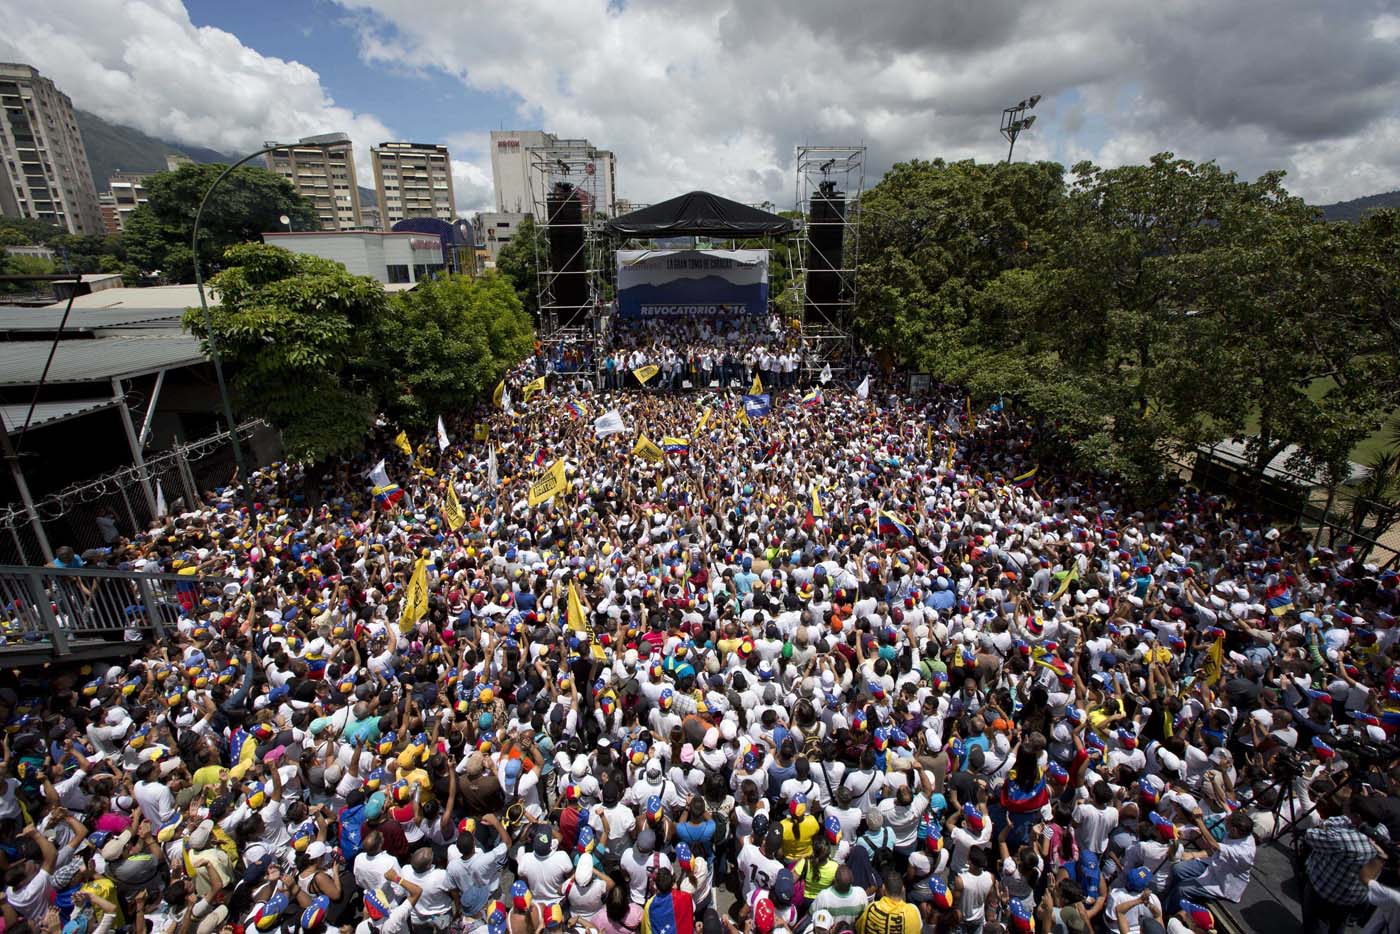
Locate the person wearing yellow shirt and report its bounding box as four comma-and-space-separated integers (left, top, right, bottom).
856, 871, 922, 934
779, 793, 819, 861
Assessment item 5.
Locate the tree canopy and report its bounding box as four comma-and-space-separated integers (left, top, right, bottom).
126, 163, 317, 283
495, 215, 546, 319
856, 153, 1400, 492
184, 244, 534, 463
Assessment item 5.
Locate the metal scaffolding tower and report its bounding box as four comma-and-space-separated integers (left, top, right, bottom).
792, 145, 865, 375
528, 141, 609, 335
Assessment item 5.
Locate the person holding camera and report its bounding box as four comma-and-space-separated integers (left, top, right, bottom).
1301, 793, 1388, 934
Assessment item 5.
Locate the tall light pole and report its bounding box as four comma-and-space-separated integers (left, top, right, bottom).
191, 132, 348, 523
1000, 94, 1042, 163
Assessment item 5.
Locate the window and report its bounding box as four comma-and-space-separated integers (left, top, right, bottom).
386, 264, 411, 284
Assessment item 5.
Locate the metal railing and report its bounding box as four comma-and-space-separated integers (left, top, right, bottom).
0, 564, 232, 654
0, 420, 267, 567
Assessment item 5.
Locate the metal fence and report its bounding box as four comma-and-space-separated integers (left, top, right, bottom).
0, 564, 232, 654
0, 420, 266, 567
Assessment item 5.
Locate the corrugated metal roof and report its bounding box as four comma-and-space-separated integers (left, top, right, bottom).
42, 285, 213, 310
0, 398, 118, 434
0, 306, 186, 331
0, 337, 207, 386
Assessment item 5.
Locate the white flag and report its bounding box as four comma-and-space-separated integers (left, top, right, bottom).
501, 387, 514, 416
594, 409, 628, 439
819, 363, 832, 385
436, 416, 450, 452
487, 446, 499, 487
155, 480, 168, 519
368, 458, 393, 490
856, 375, 870, 400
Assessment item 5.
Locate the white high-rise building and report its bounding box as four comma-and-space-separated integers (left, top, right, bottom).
372, 141, 455, 227
489, 130, 615, 218
0, 64, 103, 235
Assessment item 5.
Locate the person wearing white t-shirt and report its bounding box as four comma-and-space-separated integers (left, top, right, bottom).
1073, 783, 1119, 856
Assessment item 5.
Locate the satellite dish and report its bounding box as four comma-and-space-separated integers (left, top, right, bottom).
278, 215, 291, 226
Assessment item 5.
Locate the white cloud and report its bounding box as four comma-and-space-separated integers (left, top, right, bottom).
5, 0, 1400, 216
333, 0, 1400, 205
0, 0, 393, 179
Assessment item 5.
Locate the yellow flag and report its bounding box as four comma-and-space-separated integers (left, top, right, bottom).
811, 485, 824, 518
567, 581, 588, 635
492, 380, 506, 409
523, 376, 546, 398
400, 557, 429, 633
945, 444, 955, 471
634, 364, 660, 385
632, 435, 665, 464
473, 424, 489, 442
926, 425, 933, 455
696, 406, 712, 432
442, 480, 466, 531
527, 459, 568, 507
1201, 635, 1224, 685
1051, 563, 1079, 600
394, 431, 412, 456
750, 373, 763, 394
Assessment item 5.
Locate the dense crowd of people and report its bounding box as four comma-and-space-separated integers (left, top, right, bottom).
6, 362, 1400, 934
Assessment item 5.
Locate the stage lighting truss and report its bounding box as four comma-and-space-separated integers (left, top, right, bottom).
528, 141, 611, 337
792, 145, 865, 374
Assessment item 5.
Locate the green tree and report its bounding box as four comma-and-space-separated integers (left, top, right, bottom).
183, 243, 386, 462
496, 215, 546, 317
375, 273, 536, 429
0, 251, 56, 294
126, 163, 317, 282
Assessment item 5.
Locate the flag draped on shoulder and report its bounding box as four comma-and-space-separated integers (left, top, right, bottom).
436, 416, 450, 452
594, 409, 628, 439
400, 557, 429, 633
527, 459, 568, 507
634, 364, 660, 385
632, 435, 665, 464
442, 481, 466, 531
368, 459, 404, 508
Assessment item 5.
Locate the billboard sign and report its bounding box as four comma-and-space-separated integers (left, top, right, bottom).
615, 249, 768, 319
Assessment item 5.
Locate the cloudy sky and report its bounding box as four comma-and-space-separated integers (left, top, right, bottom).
5, 0, 1400, 217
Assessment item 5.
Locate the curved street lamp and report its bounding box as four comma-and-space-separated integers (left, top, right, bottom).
190, 132, 349, 522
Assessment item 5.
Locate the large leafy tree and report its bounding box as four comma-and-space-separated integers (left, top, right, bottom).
186, 245, 536, 462
856, 153, 1400, 491
126, 163, 317, 283
183, 243, 386, 462
374, 274, 536, 429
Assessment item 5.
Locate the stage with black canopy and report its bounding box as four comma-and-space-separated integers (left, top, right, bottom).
606, 190, 796, 237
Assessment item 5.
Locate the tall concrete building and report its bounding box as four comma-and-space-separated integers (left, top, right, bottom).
0, 64, 103, 235
490, 130, 615, 218
107, 171, 150, 230
263, 133, 362, 230
372, 142, 455, 228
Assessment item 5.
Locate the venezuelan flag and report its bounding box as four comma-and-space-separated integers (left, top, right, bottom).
801, 389, 823, 408
877, 511, 914, 538
1012, 466, 1038, 488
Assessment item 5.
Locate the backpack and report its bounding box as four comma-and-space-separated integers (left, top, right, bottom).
338, 803, 368, 863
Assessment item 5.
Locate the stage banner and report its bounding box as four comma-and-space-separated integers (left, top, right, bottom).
616, 249, 768, 319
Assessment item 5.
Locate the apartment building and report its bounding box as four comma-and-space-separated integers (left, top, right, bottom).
263, 134, 362, 230
0, 63, 103, 235
372, 142, 455, 227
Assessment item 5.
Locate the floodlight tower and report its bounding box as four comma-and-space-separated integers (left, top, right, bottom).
1001, 94, 1042, 163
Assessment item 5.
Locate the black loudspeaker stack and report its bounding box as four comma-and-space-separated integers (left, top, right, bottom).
546, 183, 588, 327
805, 181, 846, 318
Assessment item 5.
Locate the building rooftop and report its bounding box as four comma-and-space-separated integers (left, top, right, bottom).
0, 336, 206, 386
